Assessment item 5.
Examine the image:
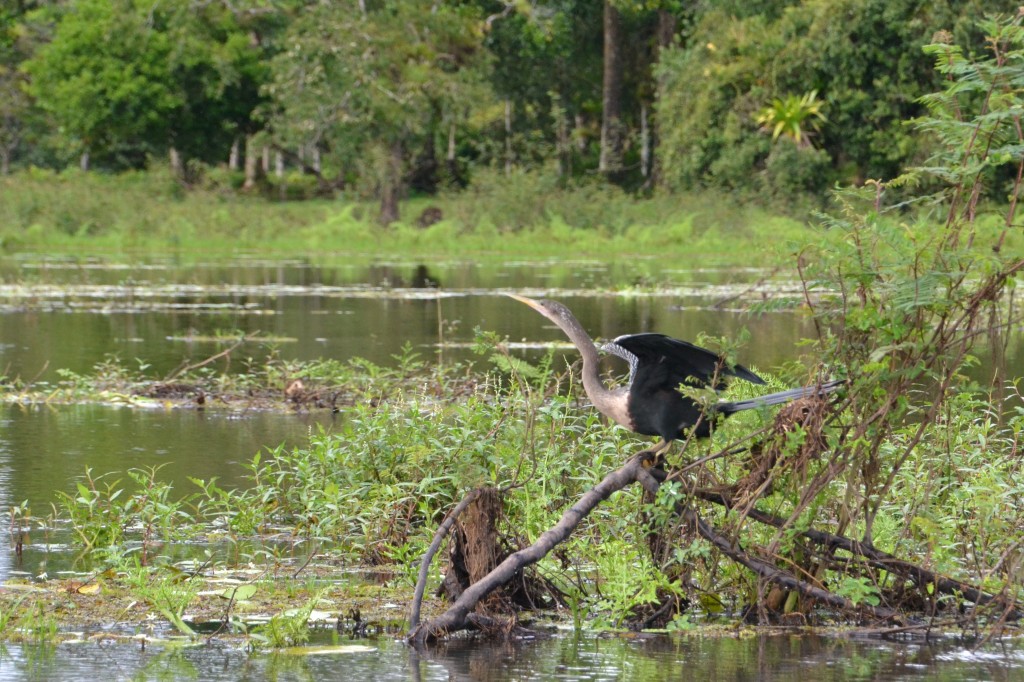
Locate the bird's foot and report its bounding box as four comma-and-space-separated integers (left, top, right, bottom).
636, 447, 668, 472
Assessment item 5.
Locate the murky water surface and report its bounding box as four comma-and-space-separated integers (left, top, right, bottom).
0, 255, 820, 381
0, 254, 1021, 681
2, 630, 1022, 681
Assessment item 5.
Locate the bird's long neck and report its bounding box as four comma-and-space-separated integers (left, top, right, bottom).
554, 318, 627, 424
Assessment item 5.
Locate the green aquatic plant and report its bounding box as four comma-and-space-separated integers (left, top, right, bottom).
57, 465, 200, 558
249, 589, 328, 650
130, 567, 202, 637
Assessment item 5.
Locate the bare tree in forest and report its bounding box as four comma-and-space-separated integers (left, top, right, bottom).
599, 0, 623, 176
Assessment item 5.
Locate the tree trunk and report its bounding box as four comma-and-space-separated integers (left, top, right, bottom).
379, 140, 403, 225
640, 102, 650, 178
557, 102, 570, 177
229, 138, 240, 171
243, 136, 260, 190
169, 146, 183, 179
655, 8, 677, 51
409, 134, 438, 194
448, 123, 458, 181
80, 151, 90, 171
574, 114, 587, 153
504, 100, 513, 175
599, 0, 623, 177
274, 151, 286, 199
650, 9, 678, 189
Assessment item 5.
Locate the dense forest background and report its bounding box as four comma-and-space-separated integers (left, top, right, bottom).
0, 0, 1018, 223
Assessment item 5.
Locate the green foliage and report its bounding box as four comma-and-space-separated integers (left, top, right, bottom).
216, 375, 615, 564
0, 168, 339, 248
56, 465, 198, 555
763, 141, 833, 204
835, 576, 881, 607
0, 167, 818, 263
743, 12, 1024, 611
2, 600, 58, 641
21, 0, 266, 168
5, 0, 1016, 216
655, 0, 1020, 198
755, 90, 827, 147
9, 18, 1024, 628
36, 345, 664, 626
249, 589, 328, 649
263, 0, 490, 219
601, 16, 1024, 624
57, 469, 130, 549
129, 566, 202, 637
23, 0, 181, 162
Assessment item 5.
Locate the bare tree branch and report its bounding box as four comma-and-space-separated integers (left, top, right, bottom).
409, 449, 906, 646
695, 488, 1019, 617
409, 488, 483, 630
409, 453, 649, 645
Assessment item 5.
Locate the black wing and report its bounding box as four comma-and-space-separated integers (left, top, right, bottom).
605, 333, 765, 393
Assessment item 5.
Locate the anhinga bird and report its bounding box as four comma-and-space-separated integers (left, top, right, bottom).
509, 294, 842, 455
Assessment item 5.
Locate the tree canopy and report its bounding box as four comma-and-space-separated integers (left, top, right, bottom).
3, 0, 1021, 220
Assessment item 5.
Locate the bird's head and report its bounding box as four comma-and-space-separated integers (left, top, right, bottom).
506, 294, 574, 326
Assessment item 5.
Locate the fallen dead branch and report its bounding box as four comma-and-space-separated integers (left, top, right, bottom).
409, 488, 483, 630
163, 333, 260, 382
632, 468, 901, 622
408, 453, 650, 644
694, 488, 1019, 618
408, 449, 919, 645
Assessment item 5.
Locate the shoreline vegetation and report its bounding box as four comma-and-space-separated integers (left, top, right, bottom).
1, 317, 1022, 646
0, 169, 818, 264
0, 169, 1019, 271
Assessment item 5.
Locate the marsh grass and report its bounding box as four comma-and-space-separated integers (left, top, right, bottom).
3, 166, 1020, 271
0, 167, 818, 264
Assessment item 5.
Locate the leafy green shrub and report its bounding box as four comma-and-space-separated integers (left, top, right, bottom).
655, 0, 1018, 197
762, 141, 832, 204
448, 166, 562, 233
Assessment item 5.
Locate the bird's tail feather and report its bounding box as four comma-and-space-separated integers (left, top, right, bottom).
718, 379, 845, 415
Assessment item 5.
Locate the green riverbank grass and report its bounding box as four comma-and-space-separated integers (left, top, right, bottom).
0, 169, 816, 265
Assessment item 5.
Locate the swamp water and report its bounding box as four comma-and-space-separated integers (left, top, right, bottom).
3, 630, 1023, 681
0, 255, 1022, 681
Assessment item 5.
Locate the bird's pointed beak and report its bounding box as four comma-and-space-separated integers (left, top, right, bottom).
505, 293, 543, 312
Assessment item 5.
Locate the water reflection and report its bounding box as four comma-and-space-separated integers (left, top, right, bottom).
0, 257, 831, 383
2, 257, 1021, 389
2, 633, 1022, 681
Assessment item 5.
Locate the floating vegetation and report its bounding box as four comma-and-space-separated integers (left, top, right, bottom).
165, 331, 298, 344
0, 340, 481, 412
0, 563, 411, 646
0, 279, 820, 315
277, 645, 377, 656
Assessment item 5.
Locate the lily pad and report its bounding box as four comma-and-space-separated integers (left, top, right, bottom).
219, 584, 258, 601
